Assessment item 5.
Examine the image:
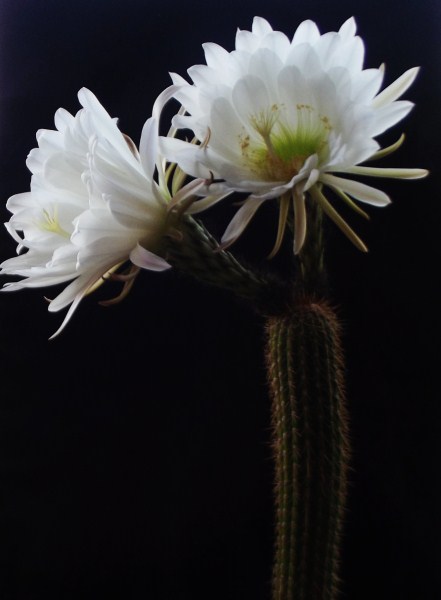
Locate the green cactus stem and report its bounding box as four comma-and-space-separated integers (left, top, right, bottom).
264, 198, 350, 599
265, 297, 350, 600
165, 215, 290, 316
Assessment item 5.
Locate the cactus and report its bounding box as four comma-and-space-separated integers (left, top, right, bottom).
167, 208, 350, 599
266, 297, 350, 600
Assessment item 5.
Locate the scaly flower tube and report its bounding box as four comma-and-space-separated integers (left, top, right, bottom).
160, 16, 428, 254
0, 88, 185, 336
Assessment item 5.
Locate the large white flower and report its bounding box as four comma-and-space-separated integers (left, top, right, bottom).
160, 16, 428, 254
0, 88, 176, 336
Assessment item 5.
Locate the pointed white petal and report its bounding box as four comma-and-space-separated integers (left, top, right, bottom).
169, 72, 188, 86
139, 117, 158, 180
292, 20, 321, 45
252, 16, 273, 37
202, 42, 230, 71
342, 165, 429, 179
310, 185, 368, 252
373, 67, 420, 108
293, 190, 307, 254
186, 191, 232, 214
54, 107, 75, 132
236, 29, 259, 52
130, 244, 171, 271
49, 293, 85, 339
220, 197, 267, 248
338, 17, 357, 40
321, 173, 391, 206
370, 101, 415, 136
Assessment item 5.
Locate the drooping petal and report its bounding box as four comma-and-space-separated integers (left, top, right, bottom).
293, 188, 307, 254
310, 185, 368, 252
130, 244, 171, 271
220, 197, 267, 249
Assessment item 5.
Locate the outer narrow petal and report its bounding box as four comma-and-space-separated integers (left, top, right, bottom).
130, 244, 171, 271
139, 117, 158, 180
373, 67, 420, 108
321, 173, 391, 206
342, 165, 429, 179
220, 197, 267, 248
370, 100, 415, 136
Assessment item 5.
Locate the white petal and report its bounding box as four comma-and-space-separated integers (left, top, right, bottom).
209, 96, 245, 160
232, 75, 270, 125
130, 244, 171, 271
152, 83, 185, 122
169, 72, 188, 87
370, 100, 414, 136
186, 190, 232, 214
139, 117, 158, 179
48, 267, 110, 338
251, 17, 273, 37
351, 68, 384, 103
338, 17, 357, 40
220, 197, 267, 248
202, 42, 230, 71
292, 20, 321, 45
235, 29, 259, 52
49, 294, 85, 339
260, 31, 291, 59
248, 48, 284, 90
373, 67, 420, 108
342, 166, 429, 179
54, 107, 75, 132
321, 173, 391, 206
77, 88, 131, 160
293, 190, 307, 254
48, 268, 103, 312
159, 136, 213, 179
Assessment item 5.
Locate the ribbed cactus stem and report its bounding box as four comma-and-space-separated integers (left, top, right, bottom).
266, 298, 350, 600
165, 215, 290, 315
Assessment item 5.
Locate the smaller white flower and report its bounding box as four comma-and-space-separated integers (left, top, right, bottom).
160, 16, 428, 255
0, 88, 175, 336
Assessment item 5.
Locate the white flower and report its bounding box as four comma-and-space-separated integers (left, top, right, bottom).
160, 16, 428, 254
0, 88, 174, 336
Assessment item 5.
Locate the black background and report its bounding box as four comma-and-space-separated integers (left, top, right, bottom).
0, 1, 440, 598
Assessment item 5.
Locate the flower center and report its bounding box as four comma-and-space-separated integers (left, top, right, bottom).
239, 104, 331, 182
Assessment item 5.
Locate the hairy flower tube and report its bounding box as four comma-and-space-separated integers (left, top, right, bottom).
160, 16, 428, 254
0, 88, 181, 336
